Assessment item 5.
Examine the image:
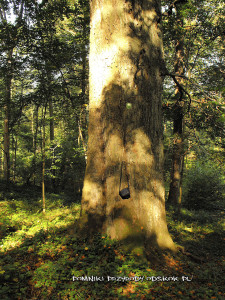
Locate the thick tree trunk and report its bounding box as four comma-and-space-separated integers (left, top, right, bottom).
81, 0, 175, 251
167, 14, 185, 209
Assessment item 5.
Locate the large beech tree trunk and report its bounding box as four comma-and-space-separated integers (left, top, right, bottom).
81, 0, 175, 251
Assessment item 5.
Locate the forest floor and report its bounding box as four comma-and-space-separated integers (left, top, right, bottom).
0, 183, 224, 299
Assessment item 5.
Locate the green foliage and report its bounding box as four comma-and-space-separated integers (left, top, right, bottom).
162, 0, 225, 172
182, 161, 225, 210
0, 0, 89, 191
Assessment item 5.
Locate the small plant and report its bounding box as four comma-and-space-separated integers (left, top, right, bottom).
183, 161, 225, 210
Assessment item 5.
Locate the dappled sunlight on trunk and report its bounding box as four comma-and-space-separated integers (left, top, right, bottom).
81, 0, 176, 252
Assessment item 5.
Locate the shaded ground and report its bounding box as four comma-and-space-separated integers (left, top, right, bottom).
0, 184, 224, 299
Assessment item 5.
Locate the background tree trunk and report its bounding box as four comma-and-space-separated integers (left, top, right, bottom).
4, 48, 14, 184
81, 0, 175, 251
167, 8, 185, 211
49, 99, 54, 141
32, 105, 39, 185
42, 107, 46, 213
12, 135, 17, 183
49, 98, 56, 191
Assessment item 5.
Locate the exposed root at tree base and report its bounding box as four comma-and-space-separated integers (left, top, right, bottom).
177, 245, 206, 263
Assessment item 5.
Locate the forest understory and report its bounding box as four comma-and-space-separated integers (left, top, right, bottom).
0, 184, 224, 300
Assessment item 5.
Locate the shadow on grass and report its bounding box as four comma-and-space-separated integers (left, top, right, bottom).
0, 184, 145, 299
0, 223, 144, 299
0, 185, 224, 299
167, 207, 225, 262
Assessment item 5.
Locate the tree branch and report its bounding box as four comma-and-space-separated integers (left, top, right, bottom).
164, 72, 192, 111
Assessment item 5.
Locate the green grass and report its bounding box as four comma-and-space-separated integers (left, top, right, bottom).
0, 185, 224, 299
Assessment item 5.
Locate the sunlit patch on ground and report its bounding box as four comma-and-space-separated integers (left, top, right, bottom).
0, 190, 224, 299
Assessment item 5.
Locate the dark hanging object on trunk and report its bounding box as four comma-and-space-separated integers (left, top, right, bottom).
119, 187, 130, 199
119, 161, 130, 199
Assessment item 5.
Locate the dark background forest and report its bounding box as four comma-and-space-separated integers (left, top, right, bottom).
0, 0, 224, 299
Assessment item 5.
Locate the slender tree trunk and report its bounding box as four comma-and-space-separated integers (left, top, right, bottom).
0, 109, 3, 176
49, 99, 56, 191
12, 135, 17, 183
177, 155, 184, 214
80, 52, 88, 156
80, 5, 89, 103
4, 48, 14, 184
1, 146, 3, 176
78, 22, 88, 158
49, 99, 54, 141
81, 49, 87, 103
78, 108, 87, 156
81, 0, 175, 251
42, 107, 46, 213
32, 105, 39, 185
167, 12, 185, 209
